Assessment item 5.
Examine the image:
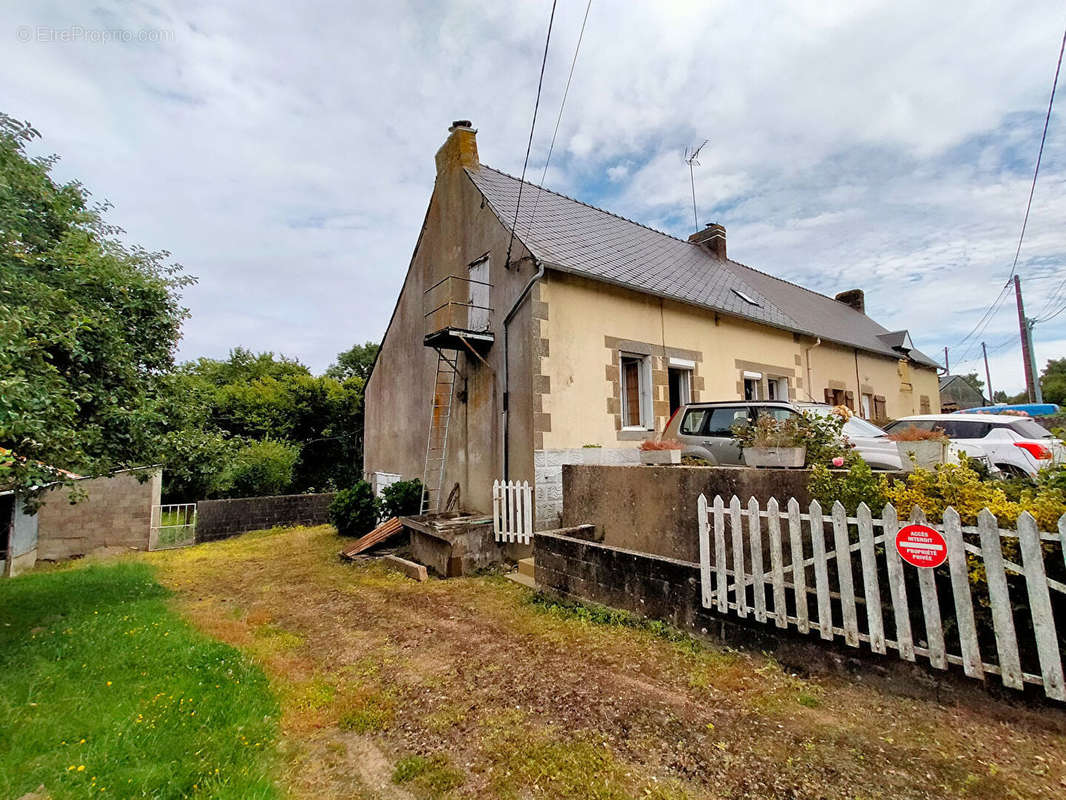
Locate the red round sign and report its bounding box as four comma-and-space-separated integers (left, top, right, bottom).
895, 524, 948, 569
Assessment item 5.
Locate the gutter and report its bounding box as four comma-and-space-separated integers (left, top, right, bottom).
502, 257, 546, 481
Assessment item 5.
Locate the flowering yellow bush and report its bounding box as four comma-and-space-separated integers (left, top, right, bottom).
882, 462, 1066, 531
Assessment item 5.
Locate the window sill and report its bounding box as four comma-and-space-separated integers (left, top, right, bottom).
617, 428, 653, 441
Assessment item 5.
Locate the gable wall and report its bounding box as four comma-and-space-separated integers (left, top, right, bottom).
363, 152, 538, 514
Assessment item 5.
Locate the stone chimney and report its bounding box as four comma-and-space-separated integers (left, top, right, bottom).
688, 223, 726, 260
834, 289, 865, 314
435, 120, 479, 174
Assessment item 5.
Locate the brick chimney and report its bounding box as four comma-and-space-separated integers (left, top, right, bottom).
688, 223, 726, 260
834, 289, 865, 314
435, 120, 479, 174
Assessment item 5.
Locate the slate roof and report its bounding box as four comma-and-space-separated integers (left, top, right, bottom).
465, 164, 939, 368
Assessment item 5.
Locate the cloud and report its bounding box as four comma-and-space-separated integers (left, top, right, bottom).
5, 0, 1065, 394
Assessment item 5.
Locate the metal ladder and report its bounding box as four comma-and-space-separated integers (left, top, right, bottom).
420, 349, 459, 515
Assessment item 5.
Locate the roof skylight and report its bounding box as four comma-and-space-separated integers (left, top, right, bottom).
731, 288, 761, 306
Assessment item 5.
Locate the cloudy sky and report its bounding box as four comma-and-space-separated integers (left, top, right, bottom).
7, 0, 1066, 394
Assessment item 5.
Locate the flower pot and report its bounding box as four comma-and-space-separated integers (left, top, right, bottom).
742, 446, 806, 468
895, 440, 946, 472
581, 447, 605, 466
640, 449, 681, 465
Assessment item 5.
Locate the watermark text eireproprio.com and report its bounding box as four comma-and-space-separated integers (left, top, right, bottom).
16, 25, 174, 43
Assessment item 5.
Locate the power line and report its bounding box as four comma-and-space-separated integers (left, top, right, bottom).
525, 0, 594, 236
1036, 302, 1066, 323
950, 21, 1066, 355
504, 0, 559, 269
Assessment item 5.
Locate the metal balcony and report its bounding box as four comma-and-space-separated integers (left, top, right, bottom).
423, 274, 494, 352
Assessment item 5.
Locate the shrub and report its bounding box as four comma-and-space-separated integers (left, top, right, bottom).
799, 410, 849, 466
329, 481, 380, 537
639, 439, 682, 451
732, 414, 805, 448
380, 479, 424, 519
808, 458, 886, 515
218, 439, 299, 498
886, 425, 948, 442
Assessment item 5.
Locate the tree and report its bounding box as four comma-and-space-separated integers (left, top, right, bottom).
1041, 358, 1066, 406
0, 114, 192, 496
326, 342, 379, 383
960, 372, 985, 400
992, 390, 1011, 404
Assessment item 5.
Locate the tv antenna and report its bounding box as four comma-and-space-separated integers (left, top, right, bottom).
683, 139, 709, 229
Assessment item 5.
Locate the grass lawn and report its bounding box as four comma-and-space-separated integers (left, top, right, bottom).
5, 525, 1066, 799
0, 561, 279, 799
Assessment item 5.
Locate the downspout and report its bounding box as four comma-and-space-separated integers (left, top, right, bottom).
502, 257, 546, 481
803, 337, 822, 401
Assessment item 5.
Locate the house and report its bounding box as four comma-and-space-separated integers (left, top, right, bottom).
938, 374, 987, 412
363, 123, 942, 528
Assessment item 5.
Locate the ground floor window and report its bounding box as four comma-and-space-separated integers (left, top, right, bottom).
620, 353, 651, 429
766, 376, 789, 401
743, 371, 761, 400
861, 393, 872, 419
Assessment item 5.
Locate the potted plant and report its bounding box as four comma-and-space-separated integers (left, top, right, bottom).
733, 414, 807, 468
887, 425, 950, 472
639, 439, 682, 465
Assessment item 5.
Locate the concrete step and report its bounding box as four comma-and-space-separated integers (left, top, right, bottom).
517, 557, 535, 579
505, 569, 537, 590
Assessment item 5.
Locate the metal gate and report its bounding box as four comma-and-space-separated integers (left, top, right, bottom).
150, 503, 197, 550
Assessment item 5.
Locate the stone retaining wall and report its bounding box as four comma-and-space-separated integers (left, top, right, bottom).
196, 492, 336, 542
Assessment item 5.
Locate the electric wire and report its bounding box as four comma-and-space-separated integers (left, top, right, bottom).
524, 0, 594, 236
503, 0, 559, 270
949, 22, 1066, 356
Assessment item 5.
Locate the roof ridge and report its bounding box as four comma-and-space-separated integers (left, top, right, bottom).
474, 163, 694, 246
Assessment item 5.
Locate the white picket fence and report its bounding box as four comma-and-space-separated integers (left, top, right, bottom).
493, 480, 533, 544
697, 494, 1066, 701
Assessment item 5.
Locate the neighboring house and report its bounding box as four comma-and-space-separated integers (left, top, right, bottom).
938, 374, 987, 412
364, 123, 942, 528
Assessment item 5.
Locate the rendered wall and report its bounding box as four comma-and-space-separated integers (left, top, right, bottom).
538, 271, 940, 451
196, 492, 336, 542
36, 470, 161, 561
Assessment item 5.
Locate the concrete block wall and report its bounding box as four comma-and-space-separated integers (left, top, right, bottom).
196, 492, 336, 542
533, 447, 639, 530
36, 469, 161, 561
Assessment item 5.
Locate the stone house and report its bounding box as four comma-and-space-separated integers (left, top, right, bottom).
363, 123, 942, 528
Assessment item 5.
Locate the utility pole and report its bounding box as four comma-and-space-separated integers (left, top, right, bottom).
943, 346, 950, 374
981, 341, 993, 403
1014, 275, 1043, 403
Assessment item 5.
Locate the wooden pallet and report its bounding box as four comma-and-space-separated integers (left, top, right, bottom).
340, 517, 404, 559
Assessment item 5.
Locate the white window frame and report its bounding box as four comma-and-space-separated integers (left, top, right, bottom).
620, 352, 653, 430
743, 370, 762, 401
861, 393, 872, 419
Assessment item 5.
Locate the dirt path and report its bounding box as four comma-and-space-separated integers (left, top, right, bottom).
148, 526, 1066, 799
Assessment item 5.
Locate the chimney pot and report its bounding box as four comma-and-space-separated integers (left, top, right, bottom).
835, 289, 865, 314
688, 223, 726, 260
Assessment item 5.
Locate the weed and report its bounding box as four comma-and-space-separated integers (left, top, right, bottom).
392, 754, 465, 796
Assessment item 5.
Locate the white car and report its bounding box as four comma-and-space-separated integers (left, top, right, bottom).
795, 404, 992, 472
883, 414, 1065, 477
